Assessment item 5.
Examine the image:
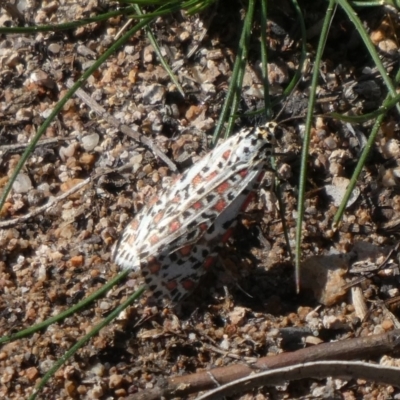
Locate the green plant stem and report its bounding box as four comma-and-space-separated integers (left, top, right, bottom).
350, 1, 387, 6
0, 2, 196, 34
242, 0, 306, 120
332, 67, 400, 226
337, 0, 400, 113
0, 7, 136, 33
295, 0, 336, 292
134, 5, 185, 97
28, 285, 146, 400
328, 92, 400, 123
281, 0, 307, 100
225, 0, 256, 136
260, 0, 271, 119
212, 0, 255, 144
0, 270, 131, 344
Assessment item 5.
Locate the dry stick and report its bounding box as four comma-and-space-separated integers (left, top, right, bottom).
65, 79, 177, 172
0, 135, 78, 155
0, 162, 136, 229
0, 135, 80, 166
126, 329, 400, 400
197, 361, 400, 400
342, 243, 400, 291
202, 343, 257, 362
0, 176, 93, 229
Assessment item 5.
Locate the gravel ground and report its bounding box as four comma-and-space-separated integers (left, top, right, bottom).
1, 1, 400, 399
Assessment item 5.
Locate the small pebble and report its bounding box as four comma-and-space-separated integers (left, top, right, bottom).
13, 173, 32, 194
109, 374, 123, 388
48, 43, 61, 54
381, 319, 394, 331
142, 84, 166, 104
81, 133, 100, 151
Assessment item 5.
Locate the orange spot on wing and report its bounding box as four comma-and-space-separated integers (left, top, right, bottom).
214, 199, 227, 212
164, 280, 178, 290
147, 257, 161, 274
127, 233, 137, 245
169, 220, 181, 232
203, 256, 216, 270
200, 223, 208, 231
217, 181, 230, 194
192, 201, 203, 210
153, 211, 164, 223
179, 245, 193, 256
149, 234, 160, 245
205, 171, 218, 181
239, 169, 248, 178
181, 279, 196, 290
222, 150, 231, 160
192, 174, 203, 187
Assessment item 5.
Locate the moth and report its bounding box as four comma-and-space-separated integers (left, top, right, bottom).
113, 123, 275, 305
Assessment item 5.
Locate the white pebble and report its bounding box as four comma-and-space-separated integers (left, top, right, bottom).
81, 133, 99, 151
13, 173, 32, 193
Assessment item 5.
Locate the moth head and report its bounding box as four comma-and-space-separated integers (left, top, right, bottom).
262, 122, 277, 143
253, 122, 277, 155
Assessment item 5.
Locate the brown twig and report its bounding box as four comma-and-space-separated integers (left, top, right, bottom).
65, 79, 177, 172
343, 242, 400, 290
0, 162, 137, 229
0, 176, 93, 229
197, 360, 400, 400
126, 329, 400, 400
0, 135, 77, 156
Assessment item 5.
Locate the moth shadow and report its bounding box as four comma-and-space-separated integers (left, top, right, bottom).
178, 257, 308, 318
175, 223, 317, 317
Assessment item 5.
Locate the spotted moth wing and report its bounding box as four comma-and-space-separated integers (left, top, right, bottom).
141, 166, 270, 304
113, 124, 275, 304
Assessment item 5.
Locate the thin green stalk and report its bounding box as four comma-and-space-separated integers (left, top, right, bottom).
295, 0, 337, 292
0, 270, 131, 344
0, 2, 190, 35
337, 0, 400, 113
332, 115, 384, 228
118, 0, 176, 4
332, 67, 400, 226
125, 3, 188, 20
225, 0, 256, 136
134, 4, 185, 97
281, 0, 307, 100
350, 1, 386, 6
260, 0, 271, 119
328, 92, 400, 123
184, 0, 217, 13
28, 285, 146, 400
243, 0, 306, 119
0, 7, 137, 33
121, 0, 216, 14
212, 2, 254, 144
